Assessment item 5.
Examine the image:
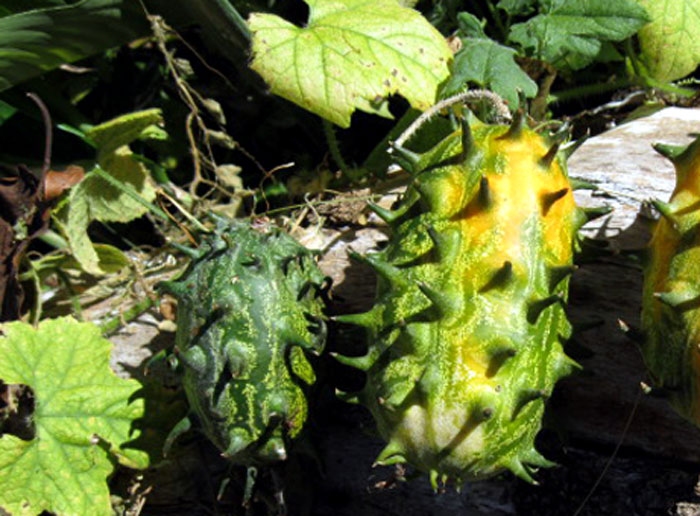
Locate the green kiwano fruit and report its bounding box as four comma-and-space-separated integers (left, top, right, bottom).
642, 135, 700, 425
337, 111, 590, 487
159, 219, 327, 464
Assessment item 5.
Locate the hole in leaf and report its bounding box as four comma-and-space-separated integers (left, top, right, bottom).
278, 0, 310, 27
0, 381, 36, 441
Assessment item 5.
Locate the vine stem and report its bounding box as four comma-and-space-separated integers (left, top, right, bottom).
56, 268, 83, 321
25, 92, 52, 176
484, 1, 508, 41
548, 78, 636, 104
219, 0, 251, 42
99, 297, 155, 335
27, 263, 42, 327
393, 90, 510, 148
323, 119, 352, 174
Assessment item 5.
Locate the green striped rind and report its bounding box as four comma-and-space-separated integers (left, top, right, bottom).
159, 219, 327, 465
337, 114, 583, 487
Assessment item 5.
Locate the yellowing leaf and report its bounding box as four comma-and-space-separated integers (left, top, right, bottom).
55, 109, 160, 275
637, 0, 700, 82
0, 317, 147, 516
249, 0, 452, 128
87, 107, 163, 157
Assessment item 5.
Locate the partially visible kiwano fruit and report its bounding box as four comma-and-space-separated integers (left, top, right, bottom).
158, 218, 328, 465
642, 136, 700, 425
336, 108, 593, 488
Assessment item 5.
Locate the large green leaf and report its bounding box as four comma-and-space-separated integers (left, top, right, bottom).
0, 0, 149, 92
0, 317, 147, 516
636, 0, 700, 82
55, 109, 160, 275
443, 38, 537, 108
442, 12, 537, 108
0, 2, 66, 18
509, 0, 649, 71
249, 0, 452, 128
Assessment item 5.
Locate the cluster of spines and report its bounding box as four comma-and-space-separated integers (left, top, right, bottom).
337, 113, 601, 341
335, 110, 604, 488
159, 216, 328, 465
367, 114, 605, 232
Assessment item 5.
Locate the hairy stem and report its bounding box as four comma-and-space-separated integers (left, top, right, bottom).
394, 90, 510, 148
323, 119, 352, 175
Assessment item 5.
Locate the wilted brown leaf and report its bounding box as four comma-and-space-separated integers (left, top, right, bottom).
0, 162, 84, 320
43, 165, 84, 202
0, 94, 85, 321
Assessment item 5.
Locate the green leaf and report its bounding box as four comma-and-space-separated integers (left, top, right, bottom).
497, 0, 537, 16
0, 0, 149, 92
27, 244, 128, 284
442, 38, 537, 108
457, 12, 487, 39
509, 0, 649, 71
1, 1, 67, 14
0, 99, 16, 126
87, 107, 164, 156
0, 2, 68, 18
596, 41, 624, 62
93, 243, 130, 272
55, 109, 160, 275
636, 0, 700, 82
249, 0, 452, 128
0, 317, 147, 516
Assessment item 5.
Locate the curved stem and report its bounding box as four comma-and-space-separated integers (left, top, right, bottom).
395, 89, 510, 148
99, 297, 154, 335
323, 119, 351, 174
548, 78, 636, 104
26, 92, 52, 177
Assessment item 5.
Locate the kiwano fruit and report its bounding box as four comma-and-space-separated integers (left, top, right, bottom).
336, 110, 590, 487
158, 218, 327, 465
641, 135, 700, 425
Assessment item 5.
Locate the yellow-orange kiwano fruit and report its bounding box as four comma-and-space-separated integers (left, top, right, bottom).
336, 111, 589, 488
642, 136, 700, 425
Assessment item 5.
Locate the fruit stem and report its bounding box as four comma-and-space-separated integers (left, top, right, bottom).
394, 90, 510, 148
